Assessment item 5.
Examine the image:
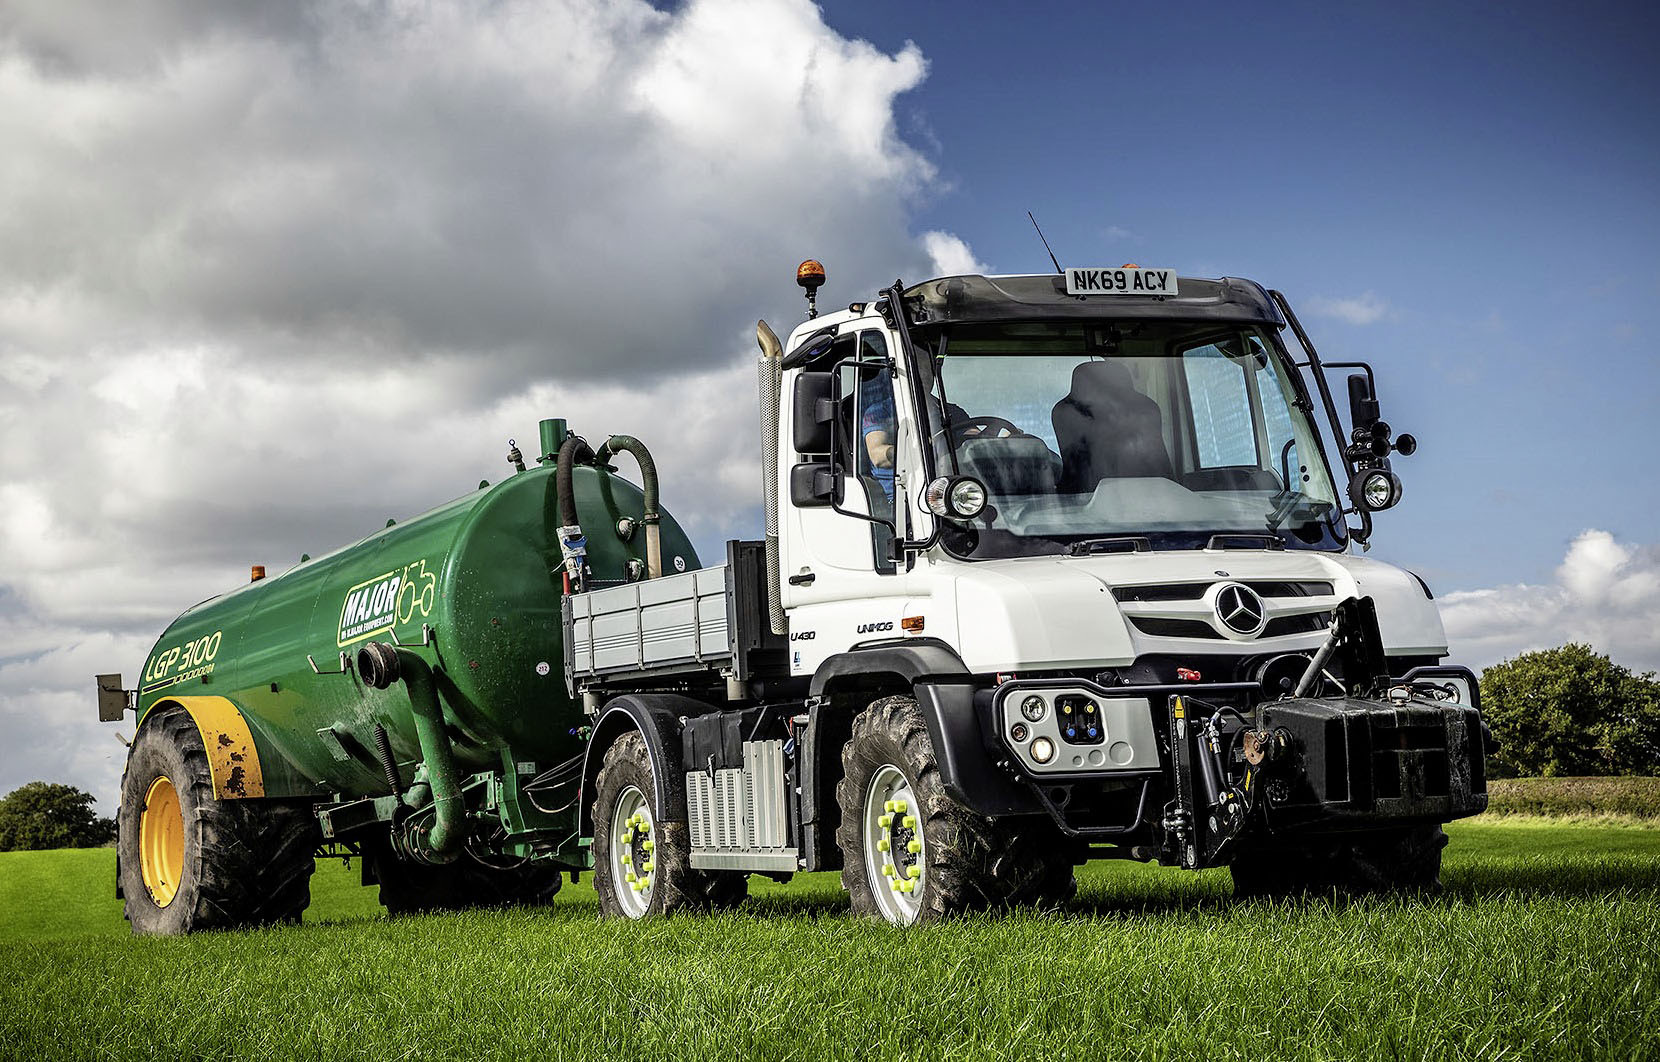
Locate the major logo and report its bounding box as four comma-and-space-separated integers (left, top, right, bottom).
338, 559, 437, 646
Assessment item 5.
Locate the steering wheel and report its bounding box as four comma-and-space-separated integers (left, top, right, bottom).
952, 415, 1021, 441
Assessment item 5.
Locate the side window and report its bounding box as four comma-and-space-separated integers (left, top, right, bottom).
854, 331, 897, 571
1182, 345, 1258, 468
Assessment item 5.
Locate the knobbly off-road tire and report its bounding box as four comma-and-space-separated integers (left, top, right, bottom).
836, 695, 1076, 924
1230, 823, 1448, 899
118, 705, 318, 935
591, 731, 747, 918
365, 839, 564, 915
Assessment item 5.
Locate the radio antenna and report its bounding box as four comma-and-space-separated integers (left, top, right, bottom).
1027, 211, 1063, 275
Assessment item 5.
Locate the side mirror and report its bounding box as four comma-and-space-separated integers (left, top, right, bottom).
789, 461, 842, 507
1347, 373, 1380, 432
792, 371, 836, 454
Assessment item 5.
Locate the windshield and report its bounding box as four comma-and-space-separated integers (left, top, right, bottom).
917, 321, 1346, 558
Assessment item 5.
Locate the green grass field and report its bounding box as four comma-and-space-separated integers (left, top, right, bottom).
3, 819, 1659, 1059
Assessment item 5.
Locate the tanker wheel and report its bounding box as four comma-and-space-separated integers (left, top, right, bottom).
836, 695, 1075, 926
591, 731, 747, 919
118, 705, 319, 935
365, 838, 564, 915
1230, 824, 1448, 899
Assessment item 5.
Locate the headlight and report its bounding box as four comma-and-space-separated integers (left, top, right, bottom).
924, 475, 988, 520
1030, 736, 1055, 764
1350, 468, 1402, 511
1020, 695, 1047, 722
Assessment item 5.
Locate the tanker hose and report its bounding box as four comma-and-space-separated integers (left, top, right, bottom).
392, 648, 464, 864
756, 319, 786, 635
595, 435, 662, 579
556, 434, 596, 592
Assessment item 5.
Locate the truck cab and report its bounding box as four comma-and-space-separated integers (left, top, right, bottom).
777, 272, 1446, 686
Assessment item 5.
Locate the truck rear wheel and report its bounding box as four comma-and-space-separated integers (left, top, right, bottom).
1230, 824, 1448, 899
118, 705, 318, 935
836, 695, 1076, 925
591, 731, 747, 918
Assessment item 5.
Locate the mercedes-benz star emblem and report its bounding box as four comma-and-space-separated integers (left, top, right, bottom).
1214, 583, 1266, 637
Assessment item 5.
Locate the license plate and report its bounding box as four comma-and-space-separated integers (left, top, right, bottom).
1065, 267, 1178, 296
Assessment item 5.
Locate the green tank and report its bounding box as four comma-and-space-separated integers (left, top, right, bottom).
133, 424, 699, 802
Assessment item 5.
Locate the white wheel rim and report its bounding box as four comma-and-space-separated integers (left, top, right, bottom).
863, 764, 924, 925
610, 784, 655, 918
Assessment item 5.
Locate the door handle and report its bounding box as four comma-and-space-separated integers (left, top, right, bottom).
788, 572, 817, 586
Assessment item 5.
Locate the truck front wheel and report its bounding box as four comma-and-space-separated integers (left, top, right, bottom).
118, 705, 319, 935
591, 731, 746, 918
1230, 824, 1448, 899
836, 695, 1076, 925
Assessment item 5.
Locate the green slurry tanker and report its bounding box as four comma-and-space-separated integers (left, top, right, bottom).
100, 261, 1490, 931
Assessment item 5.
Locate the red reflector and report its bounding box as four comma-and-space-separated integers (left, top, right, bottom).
1176, 667, 1201, 682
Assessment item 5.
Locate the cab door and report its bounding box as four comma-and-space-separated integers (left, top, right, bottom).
780, 325, 917, 674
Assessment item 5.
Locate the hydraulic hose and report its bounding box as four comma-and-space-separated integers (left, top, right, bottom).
596, 435, 662, 579
756, 320, 786, 635
394, 648, 464, 863
556, 433, 596, 591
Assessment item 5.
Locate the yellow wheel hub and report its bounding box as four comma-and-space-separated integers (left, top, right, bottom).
140, 776, 184, 908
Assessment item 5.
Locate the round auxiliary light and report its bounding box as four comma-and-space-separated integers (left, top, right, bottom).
1352, 468, 1403, 512
924, 475, 989, 520
1020, 695, 1047, 722
1010, 722, 1029, 743
1030, 737, 1056, 765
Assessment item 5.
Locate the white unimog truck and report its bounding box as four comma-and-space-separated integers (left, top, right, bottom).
566, 261, 1487, 925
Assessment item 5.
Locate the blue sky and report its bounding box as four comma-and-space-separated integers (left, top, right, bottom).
821, 0, 1660, 593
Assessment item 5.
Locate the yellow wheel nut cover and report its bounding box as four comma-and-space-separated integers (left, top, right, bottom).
894, 799, 907, 813
907, 866, 921, 879
901, 815, 917, 829
900, 880, 915, 894
876, 838, 890, 852
878, 813, 893, 828
907, 840, 921, 854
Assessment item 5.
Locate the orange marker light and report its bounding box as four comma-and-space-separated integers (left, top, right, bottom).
901, 616, 925, 632
1121, 263, 1140, 268
250, 565, 266, 582
796, 259, 826, 289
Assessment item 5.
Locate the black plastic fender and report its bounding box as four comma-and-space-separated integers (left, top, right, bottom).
809, 641, 1038, 821
578, 693, 709, 839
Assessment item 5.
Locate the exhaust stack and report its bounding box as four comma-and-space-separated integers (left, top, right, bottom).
756, 319, 786, 635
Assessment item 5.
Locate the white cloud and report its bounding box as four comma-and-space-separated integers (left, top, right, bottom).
920, 230, 988, 276
1440, 530, 1660, 673
1303, 291, 1390, 326
0, 0, 976, 808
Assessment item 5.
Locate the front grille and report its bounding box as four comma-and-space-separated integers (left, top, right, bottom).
1127, 617, 1222, 639
1114, 584, 1207, 603
1114, 580, 1333, 603
1246, 580, 1333, 598
1262, 610, 1333, 637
